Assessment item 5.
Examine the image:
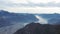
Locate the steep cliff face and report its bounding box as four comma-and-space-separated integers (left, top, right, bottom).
14, 23, 60, 34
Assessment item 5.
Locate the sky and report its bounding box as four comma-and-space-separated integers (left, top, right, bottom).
0, 0, 60, 14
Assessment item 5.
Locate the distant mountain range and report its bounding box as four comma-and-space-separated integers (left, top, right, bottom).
14, 22, 60, 34
0, 10, 38, 27
0, 10, 60, 27
38, 14, 60, 25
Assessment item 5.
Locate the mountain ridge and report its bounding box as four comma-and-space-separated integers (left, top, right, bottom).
14, 22, 60, 34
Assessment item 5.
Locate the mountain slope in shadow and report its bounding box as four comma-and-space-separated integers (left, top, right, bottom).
14, 22, 60, 34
